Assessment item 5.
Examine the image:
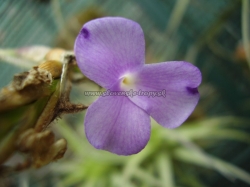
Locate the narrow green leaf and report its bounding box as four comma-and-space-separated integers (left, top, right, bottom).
174, 147, 250, 185
156, 153, 175, 187
133, 168, 162, 187
208, 129, 250, 144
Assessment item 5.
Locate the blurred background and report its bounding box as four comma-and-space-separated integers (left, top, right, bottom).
1, 0, 250, 186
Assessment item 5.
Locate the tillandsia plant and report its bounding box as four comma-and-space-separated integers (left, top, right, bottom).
0, 16, 201, 171
74, 17, 202, 155
0, 49, 87, 170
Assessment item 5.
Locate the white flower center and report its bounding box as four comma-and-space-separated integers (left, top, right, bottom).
120, 74, 136, 90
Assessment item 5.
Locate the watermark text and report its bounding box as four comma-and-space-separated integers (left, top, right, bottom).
84, 89, 166, 98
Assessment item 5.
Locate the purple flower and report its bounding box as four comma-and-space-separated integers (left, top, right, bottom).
74, 17, 201, 155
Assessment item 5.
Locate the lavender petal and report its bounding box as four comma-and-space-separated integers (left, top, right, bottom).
74, 17, 145, 89
129, 61, 202, 128
84, 95, 150, 155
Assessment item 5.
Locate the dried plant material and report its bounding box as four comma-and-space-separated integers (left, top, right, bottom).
38, 60, 63, 78
0, 52, 88, 170
0, 66, 53, 112
17, 129, 67, 168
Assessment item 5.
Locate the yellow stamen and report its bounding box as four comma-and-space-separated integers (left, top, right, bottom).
121, 74, 135, 90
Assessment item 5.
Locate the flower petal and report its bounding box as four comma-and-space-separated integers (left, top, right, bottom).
84, 95, 150, 155
129, 61, 201, 128
74, 17, 145, 89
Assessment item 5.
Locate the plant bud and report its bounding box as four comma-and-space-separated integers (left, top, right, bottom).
38, 60, 62, 78
45, 48, 65, 61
